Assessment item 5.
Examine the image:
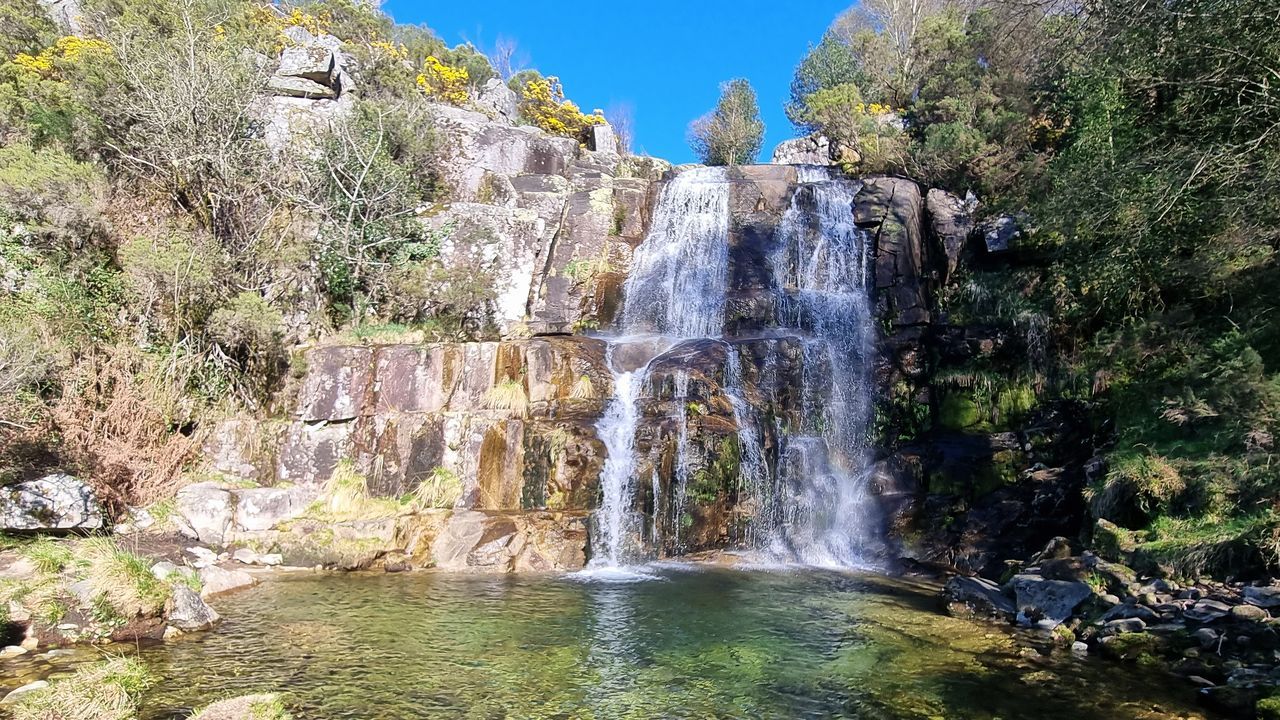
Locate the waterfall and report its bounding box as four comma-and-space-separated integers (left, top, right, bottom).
619, 167, 731, 337
591, 355, 647, 567
590, 164, 879, 569
758, 167, 878, 566
590, 167, 731, 568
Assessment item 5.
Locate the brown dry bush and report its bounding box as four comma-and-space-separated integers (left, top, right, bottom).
51, 347, 200, 508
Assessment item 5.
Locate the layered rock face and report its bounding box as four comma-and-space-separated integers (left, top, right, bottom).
424, 105, 668, 336
199, 336, 611, 571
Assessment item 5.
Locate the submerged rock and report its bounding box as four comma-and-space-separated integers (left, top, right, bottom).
199, 566, 256, 599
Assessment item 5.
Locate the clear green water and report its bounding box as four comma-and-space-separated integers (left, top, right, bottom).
7, 566, 1213, 719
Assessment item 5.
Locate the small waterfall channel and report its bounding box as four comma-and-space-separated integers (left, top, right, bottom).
589, 165, 879, 569
589, 167, 731, 567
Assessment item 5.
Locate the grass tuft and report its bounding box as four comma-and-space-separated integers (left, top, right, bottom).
75, 537, 170, 618
21, 538, 74, 575
484, 378, 528, 415
10, 656, 156, 720
410, 467, 462, 510
569, 374, 596, 400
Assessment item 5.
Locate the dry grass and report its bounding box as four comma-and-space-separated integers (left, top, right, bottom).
484, 378, 528, 416
306, 460, 403, 521
569, 374, 596, 400
410, 467, 462, 510
10, 656, 156, 720
52, 348, 201, 508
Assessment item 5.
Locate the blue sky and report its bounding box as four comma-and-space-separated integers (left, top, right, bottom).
382, 1, 850, 163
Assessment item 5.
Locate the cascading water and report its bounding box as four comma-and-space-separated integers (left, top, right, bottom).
589, 167, 730, 568
589, 163, 879, 569
759, 166, 878, 566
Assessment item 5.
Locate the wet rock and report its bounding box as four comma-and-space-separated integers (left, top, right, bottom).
1009, 574, 1093, 629
0, 645, 25, 658
1039, 557, 1089, 582
199, 565, 256, 599
1231, 604, 1269, 622
1185, 599, 1233, 623
167, 585, 220, 632
1244, 585, 1280, 608
944, 575, 1015, 619
1, 680, 48, 703
1102, 603, 1160, 623
0, 473, 104, 530
1103, 618, 1147, 635
1192, 628, 1220, 649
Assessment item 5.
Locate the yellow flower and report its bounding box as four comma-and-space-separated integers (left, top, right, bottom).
417, 55, 470, 105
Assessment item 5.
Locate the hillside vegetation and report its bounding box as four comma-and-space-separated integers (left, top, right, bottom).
0, 0, 600, 508
790, 0, 1280, 576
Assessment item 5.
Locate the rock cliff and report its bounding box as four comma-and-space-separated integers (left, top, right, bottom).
193, 109, 1086, 573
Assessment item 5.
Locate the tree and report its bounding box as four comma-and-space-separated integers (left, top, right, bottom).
605, 102, 635, 155
786, 33, 865, 132
688, 79, 764, 166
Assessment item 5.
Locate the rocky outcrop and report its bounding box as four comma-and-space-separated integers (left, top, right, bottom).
771, 135, 836, 165
424, 104, 663, 335
0, 474, 104, 531
925, 188, 976, 282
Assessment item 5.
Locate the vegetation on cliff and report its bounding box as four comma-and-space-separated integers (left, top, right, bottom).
794, 0, 1280, 576
0, 0, 602, 509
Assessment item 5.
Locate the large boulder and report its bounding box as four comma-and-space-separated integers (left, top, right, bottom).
167, 585, 221, 632
771, 135, 835, 165
233, 486, 313, 532
1008, 574, 1093, 629
0, 474, 104, 530
944, 575, 1015, 619
925, 188, 976, 282
475, 78, 520, 123
174, 483, 234, 545
198, 565, 257, 599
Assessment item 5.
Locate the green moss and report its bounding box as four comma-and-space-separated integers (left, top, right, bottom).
938, 393, 980, 430
1256, 695, 1280, 720
1100, 632, 1161, 661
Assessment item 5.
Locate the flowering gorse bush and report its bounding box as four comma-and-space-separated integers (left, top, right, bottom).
12, 37, 112, 78
417, 55, 469, 105
518, 76, 603, 141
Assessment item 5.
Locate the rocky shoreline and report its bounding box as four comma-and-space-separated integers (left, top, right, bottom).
942, 534, 1280, 718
